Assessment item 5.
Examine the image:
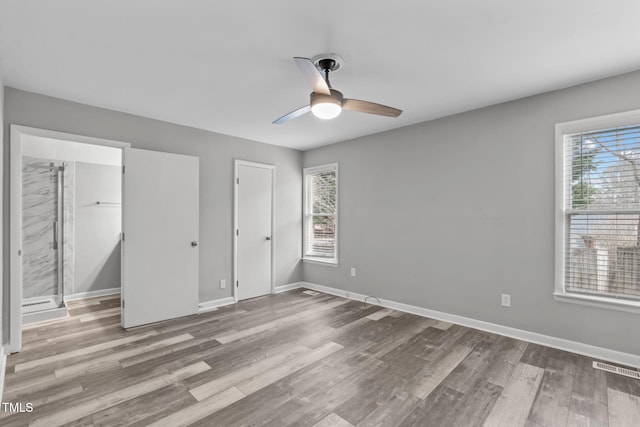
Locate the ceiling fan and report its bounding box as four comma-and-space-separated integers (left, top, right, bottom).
273, 54, 403, 124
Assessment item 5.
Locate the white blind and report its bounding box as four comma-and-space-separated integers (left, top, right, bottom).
304, 165, 337, 260
564, 125, 640, 299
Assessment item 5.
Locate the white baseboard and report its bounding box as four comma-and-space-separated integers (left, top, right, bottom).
198, 297, 236, 313
274, 282, 304, 294
22, 306, 69, 325
0, 347, 6, 401
199, 284, 303, 312
65, 287, 121, 302
299, 282, 640, 369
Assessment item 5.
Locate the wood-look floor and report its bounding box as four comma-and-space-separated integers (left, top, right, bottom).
2, 289, 640, 426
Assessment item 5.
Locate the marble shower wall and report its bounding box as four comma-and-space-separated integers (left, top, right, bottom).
22, 157, 75, 300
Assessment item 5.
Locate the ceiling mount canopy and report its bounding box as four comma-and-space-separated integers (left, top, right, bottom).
273, 54, 403, 124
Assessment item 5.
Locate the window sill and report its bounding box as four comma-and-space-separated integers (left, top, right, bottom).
553, 292, 640, 314
302, 258, 339, 267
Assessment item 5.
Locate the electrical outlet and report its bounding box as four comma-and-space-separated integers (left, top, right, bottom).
501, 294, 511, 307
350, 267, 356, 277
220, 279, 226, 289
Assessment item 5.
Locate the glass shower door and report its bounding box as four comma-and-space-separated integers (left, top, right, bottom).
22, 158, 64, 313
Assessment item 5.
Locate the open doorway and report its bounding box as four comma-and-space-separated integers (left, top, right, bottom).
9, 126, 129, 352
21, 136, 122, 323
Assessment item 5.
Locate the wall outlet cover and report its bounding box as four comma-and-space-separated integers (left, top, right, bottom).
501, 294, 511, 307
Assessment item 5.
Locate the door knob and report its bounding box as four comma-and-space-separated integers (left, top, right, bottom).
266, 236, 271, 241
191, 241, 198, 247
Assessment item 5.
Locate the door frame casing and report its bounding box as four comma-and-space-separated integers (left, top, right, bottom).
233, 159, 276, 303
8, 125, 130, 353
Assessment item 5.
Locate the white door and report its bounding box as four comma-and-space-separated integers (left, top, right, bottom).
122, 148, 199, 328
236, 161, 273, 301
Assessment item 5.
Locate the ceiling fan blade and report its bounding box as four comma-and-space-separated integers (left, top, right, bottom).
343, 99, 403, 117
294, 57, 331, 95
272, 105, 311, 124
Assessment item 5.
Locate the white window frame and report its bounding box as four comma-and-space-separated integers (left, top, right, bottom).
555, 109, 640, 314
303, 163, 338, 265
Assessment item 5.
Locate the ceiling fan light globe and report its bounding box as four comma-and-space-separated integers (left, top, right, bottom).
311, 102, 342, 120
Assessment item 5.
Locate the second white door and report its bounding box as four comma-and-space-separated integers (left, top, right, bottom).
236, 161, 273, 301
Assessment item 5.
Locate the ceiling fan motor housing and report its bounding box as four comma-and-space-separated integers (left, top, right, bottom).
310, 89, 344, 119
311, 89, 344, 106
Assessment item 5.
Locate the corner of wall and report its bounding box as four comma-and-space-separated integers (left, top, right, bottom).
0, 59, 5, 352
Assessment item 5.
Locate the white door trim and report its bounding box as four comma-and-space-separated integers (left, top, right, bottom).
233, 159, 276, 303
8, 125, 130, 353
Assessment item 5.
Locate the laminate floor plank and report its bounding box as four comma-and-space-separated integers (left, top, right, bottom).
570, 356, 610, 426
406, 340, 476, 399
328, 305, 384, 328
482, 362, 545, 427
313, 412, 354, 427
125, 337, 223, 374
192, 382, 293, 427
442, 338, 497, 394
13, 330, 159, 372
607, 388, 640, 427
527, 368, 575, 426
189, 345, 309, 401
215, 299, 349, 344
236, 341, 343, 396
90, 382, 197, 427
31, 361, 210, 427
54, 333, 194, 378
4, 288, 636, 426
449, 379, 503, 427
380, 325, 444, 363
334, 363, 409, 425
281, 360, 390, 427
119, 334, 221, 369
605, 369, 640, 397
363, 315, 436, 358
145, 386, 245, 427
365, 307, 394, 321
356, 390, 422, 427
483, 335, 528, 388
398, 385, 465, 427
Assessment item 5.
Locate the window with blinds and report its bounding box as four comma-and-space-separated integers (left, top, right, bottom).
303, 163, 338, 263
562, 123, 640, 301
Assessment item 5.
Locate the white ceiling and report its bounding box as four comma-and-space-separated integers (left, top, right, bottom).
1, 1, 640, 151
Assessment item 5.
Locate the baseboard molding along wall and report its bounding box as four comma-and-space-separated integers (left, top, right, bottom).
198, 297, 235, 313
274, 282, 304, 294
65, 287, 121, 302
274, 281, 640, 369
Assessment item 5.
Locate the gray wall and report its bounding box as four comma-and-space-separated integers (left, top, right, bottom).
303, 70, 640, 356
74, 162, 121, 295
0, 68, 4, 348
3, 88, 303, 307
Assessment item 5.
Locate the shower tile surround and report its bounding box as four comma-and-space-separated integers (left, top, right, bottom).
22, 156, 75, 302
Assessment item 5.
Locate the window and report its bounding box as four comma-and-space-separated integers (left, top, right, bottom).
556, 111, 640, 311
303, 163, 338, 264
